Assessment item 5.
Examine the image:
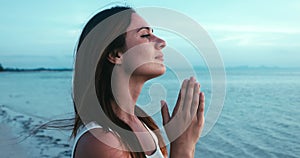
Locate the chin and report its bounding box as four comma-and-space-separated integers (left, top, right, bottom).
151, 62, 166, 75
158, 65, 166, 75
133, 63, 166, 80
148, 64, 166, 79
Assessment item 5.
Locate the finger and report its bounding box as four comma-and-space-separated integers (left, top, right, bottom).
172, 90, 181, 117
161, 100, 170, 125
197, 92, 205, 123
182, 77, 196, 113
177, 79, 188, 113
190, 82, 200, 117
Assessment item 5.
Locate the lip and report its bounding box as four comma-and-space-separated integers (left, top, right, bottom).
155, 54, 164, 61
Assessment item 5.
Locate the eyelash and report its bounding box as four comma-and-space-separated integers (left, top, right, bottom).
140, 34, 150, 38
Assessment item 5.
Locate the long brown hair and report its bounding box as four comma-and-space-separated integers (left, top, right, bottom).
72, 6, 167, 158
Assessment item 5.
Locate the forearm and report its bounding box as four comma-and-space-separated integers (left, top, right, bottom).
169, 144, 195, 158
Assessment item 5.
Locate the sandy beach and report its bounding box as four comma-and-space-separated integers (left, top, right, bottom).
0, 104, 73, 158
0, 123, 28, 158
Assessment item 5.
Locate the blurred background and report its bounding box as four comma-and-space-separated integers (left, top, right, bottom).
0, 0, 299, 158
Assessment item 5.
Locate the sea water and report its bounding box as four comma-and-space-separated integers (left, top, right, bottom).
0, 68, 299, 157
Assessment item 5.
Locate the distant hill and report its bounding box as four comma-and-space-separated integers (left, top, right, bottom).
0, 63, 72, 72
0, 64, 3, 71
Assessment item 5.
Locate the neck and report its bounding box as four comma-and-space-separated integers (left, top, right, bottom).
111, 67, 146, 120
129, 75, 146, 103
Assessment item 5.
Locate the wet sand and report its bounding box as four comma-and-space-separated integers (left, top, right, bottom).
0, 123, 28, 158
0, 105, 73, 158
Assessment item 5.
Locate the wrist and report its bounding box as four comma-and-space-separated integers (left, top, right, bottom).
170, 143, 195, 158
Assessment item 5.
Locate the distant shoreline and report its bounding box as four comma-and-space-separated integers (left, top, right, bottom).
0, 67, 73, 72
0, 63, 71, 72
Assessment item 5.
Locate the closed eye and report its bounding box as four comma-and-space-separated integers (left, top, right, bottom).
140, 34, 150, 38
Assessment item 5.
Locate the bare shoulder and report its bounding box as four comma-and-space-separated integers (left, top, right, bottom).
74, 128, 130, 158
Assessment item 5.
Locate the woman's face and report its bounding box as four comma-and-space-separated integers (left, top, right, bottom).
121, 13, 166, 80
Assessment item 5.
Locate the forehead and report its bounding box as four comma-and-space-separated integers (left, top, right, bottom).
126, 13, 150, 32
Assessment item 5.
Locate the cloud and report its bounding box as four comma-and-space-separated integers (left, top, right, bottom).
205, 24, 300, 34
201, 24, 300, 47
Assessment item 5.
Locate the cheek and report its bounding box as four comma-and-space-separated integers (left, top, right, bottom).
125, 43, 153, 61
125, 33, 140, 50
122, 44, 154, 73
125, 33, 150, 52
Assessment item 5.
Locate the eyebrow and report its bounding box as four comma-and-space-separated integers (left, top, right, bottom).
137, 27, 153, 33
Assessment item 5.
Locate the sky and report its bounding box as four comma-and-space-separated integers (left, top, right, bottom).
0, 0, 299, 68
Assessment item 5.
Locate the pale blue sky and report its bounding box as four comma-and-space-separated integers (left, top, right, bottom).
0, 0, 299, 68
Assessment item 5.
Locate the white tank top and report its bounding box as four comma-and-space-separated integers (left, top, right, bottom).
71, 121, 165, 158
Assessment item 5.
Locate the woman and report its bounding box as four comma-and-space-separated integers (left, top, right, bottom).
72, 6, 205, 158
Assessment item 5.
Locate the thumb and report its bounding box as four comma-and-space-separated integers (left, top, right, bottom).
161, 100, 170, 125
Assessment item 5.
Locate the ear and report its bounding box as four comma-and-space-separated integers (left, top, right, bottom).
107, 51, 123, 64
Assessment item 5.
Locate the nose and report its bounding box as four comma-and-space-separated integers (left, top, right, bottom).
154, 35, 166, 50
